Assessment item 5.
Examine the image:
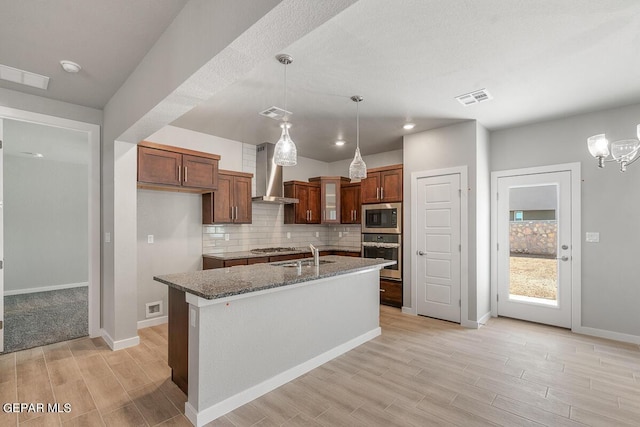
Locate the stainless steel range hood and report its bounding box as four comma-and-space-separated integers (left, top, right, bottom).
252, 142, 299, 204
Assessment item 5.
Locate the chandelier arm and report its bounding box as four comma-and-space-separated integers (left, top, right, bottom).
624, 153, 640, 167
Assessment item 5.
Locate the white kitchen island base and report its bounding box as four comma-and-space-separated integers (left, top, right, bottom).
183, 268, 381, 427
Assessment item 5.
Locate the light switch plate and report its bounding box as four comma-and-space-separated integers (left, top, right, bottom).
147, 235, 154, 244
586, 232, 599, 243
104, 232, 111, 243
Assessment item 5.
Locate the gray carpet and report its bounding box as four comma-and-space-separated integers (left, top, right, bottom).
3, 287, 88, 353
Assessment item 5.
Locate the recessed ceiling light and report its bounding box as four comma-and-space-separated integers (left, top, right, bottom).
335, 140, 346, 146
60, 60, 82, 73
403, 123, 416, 130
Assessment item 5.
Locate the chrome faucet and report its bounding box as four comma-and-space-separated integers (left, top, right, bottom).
309, 244, 319, 266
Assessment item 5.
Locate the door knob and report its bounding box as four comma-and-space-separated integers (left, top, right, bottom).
558, 256, 569, 261
561, 244, 569, 250
417, 250, 425, 256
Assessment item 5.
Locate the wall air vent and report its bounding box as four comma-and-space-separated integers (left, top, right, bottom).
455, 88, 492, 106
259, 106, 292, 120
0, 64, 49, 90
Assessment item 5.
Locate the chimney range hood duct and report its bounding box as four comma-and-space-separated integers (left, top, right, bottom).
252, 142, 299, 204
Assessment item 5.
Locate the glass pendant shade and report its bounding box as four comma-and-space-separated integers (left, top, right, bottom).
349, 95, 367, 181
274, 122, 297, 166
349, 147, 367, 180
587, 134, 610, 158
610, 139, 640, 163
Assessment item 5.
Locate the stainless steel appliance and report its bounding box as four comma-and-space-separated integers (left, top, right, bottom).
362, 202, 401, 234
362, 233, 402, 280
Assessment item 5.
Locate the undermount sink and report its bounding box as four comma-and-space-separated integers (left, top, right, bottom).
273, 259, 335, 268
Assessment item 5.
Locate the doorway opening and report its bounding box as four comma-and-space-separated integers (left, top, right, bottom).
0, 109, 100, 353
491, 163, 581, 329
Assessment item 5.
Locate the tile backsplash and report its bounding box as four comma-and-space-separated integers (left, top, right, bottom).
202, 203, 361, 254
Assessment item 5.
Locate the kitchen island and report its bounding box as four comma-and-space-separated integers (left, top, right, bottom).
154, 255, 395, 427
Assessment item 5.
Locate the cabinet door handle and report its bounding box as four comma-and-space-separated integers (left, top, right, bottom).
376, 187, 380, 200
381, 187, 384, 200
230, 206, 234, 220
178, 166, 181, 183
235, 206, 238, 220
379, 289, 386, 292
184, 166, 188, 183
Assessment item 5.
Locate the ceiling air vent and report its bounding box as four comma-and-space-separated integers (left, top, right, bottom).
0, 64, 49, 90
455, 88, 492, 106
259, 106, 292, 120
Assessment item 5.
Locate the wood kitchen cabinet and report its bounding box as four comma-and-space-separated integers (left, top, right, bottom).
341, 182, 361, 224
309, 176, 350, 224
137, 141, 220, 192
283, 181, 321, 224
202, 170, 253, 224
361, 164, 403, 204
379, 279, 402, 307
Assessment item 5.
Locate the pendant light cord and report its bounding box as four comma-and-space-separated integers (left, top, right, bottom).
356, 100, 360, 149
283, 63, 288, 123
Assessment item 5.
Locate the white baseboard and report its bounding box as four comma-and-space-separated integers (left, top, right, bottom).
572, 326, 640, 345
101, 329, 140, 351
477, 311, 492, 328
4, 282, 88, 296
401, 306, 416, 315
186, 327, 382, 427
137, 316, 168, 330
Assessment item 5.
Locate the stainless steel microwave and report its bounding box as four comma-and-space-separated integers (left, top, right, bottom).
361, 202, 401, 234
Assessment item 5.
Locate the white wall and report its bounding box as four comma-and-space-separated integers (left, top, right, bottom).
403, 121, 481, 321
475, 123, 491, 319
491, 102, 640, 338
137, 190, 202, 322
4, 121, 88, 292
0, 88, 102, 126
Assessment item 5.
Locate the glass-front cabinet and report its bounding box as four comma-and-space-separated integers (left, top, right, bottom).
309, 176, 350, 224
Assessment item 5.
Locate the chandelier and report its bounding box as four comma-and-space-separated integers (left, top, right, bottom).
587, 126, 640, 172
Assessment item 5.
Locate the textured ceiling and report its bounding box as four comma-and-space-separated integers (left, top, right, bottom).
0, 0, 188, 109
4, 0, 640, 163
172, 0, 640, 162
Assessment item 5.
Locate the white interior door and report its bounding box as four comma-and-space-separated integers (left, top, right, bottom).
0, 118, 4, 352
496, 171, 572, 328
416, 173, 461, 323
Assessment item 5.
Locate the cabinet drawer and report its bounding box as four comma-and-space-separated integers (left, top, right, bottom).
379, 279, 402, 307
269, 254, 305, 263
247, 257, 269, 265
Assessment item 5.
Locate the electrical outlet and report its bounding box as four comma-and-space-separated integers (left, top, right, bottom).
190, 308, 197, 327
286, 232, 291, 239
104, 232, 111, 243
147, 235, 154, 244
224, 234, 230, 241
315, 232, 319, 238
586, 232, 599, 243
339, 232, 343, 238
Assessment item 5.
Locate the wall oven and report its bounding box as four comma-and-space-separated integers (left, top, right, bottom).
362, 233, 402, 280
362, 202, 401, 234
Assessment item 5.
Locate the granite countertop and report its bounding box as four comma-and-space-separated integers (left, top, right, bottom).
202, 246, 361, 260
154, 255, 395, 300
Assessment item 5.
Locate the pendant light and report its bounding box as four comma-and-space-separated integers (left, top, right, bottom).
273, 54, 297, 166
349, 95, 367, 181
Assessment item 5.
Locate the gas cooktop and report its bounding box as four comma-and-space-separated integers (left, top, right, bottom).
250, 247, 299, 254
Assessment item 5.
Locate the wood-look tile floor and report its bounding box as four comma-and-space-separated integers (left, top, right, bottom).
2, 307, 640, 426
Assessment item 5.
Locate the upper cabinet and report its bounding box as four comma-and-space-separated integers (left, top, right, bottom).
361, 164, 403, 204
137, 141, 219, 192
309, 176, 350, 225
283, 181, 321, 224
341, 182, 361, 224
203, 170, 253, 224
